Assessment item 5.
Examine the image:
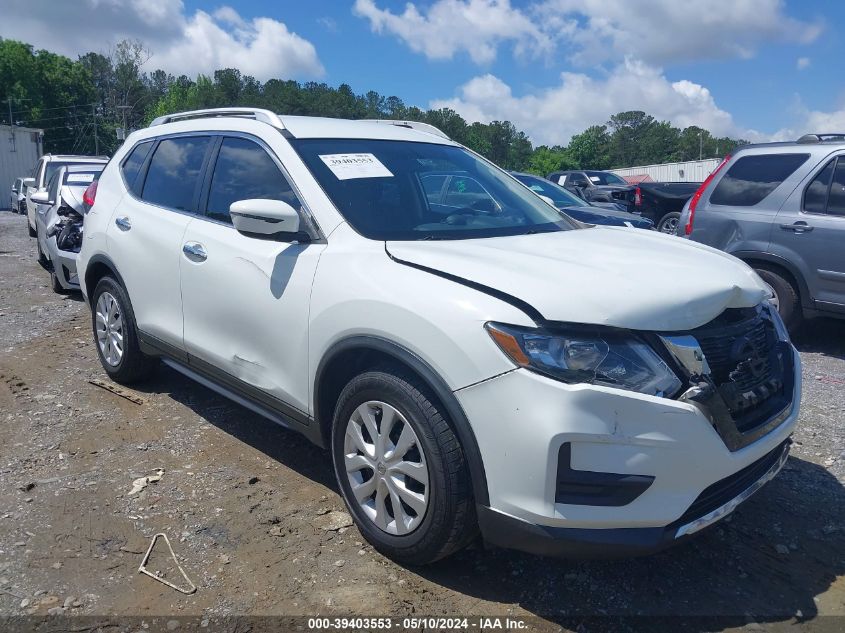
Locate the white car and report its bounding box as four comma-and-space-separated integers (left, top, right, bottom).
31, 163, 104, 292
10, 177, 27, 214
77, 108, 801, 564
24, 154, 108, 237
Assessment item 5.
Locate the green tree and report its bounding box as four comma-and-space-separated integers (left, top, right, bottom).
566, 125, 610, 169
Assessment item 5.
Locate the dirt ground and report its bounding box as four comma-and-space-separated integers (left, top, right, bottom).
0, 211, 843, 631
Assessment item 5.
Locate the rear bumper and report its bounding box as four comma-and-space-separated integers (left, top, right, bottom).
478, 439, 790, 558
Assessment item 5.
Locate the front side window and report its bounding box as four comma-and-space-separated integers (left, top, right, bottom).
205, 137, 300, 224
710, 153, 809, 207
420, 174, 447, 202
291, 139, 573, 240
141, 136, 211, 212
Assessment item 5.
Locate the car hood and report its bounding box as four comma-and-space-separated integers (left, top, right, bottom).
386, 227, 769, 331
559, 205, 646, 224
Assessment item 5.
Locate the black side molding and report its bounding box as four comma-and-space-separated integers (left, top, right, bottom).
556, 443, 654, 507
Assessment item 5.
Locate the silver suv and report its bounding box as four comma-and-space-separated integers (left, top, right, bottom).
679, 134, 845, 330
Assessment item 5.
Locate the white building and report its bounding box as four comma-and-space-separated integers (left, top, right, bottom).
1, 124, 43, 209
609, 158, 721, 183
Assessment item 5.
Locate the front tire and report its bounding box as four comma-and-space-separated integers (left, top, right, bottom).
27, 220, 36, 237
91, 276, 157, 384
331, 367, 476, 565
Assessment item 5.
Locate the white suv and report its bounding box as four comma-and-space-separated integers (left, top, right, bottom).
78, 108, 801, 564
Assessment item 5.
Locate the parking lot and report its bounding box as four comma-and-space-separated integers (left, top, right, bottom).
0, 210, 843, 629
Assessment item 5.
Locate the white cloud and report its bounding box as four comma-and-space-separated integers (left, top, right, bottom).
353, 0, 554, 64
355, 0, 820, 67
537, 0, 822, 66
797, 57, 811, 70
0, 0, 324, 80
431, 60, 744, 145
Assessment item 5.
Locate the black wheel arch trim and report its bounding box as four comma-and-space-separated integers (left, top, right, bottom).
732, 250, 812, 309
84, 253, 128, 307
315, 334, 490, 506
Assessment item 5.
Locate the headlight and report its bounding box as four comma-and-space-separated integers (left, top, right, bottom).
485, 322, 683, 398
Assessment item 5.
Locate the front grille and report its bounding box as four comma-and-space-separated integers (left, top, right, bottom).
691, 308, 789, 433
670, 440, 788, 528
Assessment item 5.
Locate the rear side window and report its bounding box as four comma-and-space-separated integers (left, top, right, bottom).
142, 137, 211, 212
205, 137, 300, 224
710, 153, 809, 207
121, 141, 153, 195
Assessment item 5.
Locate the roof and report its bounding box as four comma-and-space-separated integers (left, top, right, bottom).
147, 107, 453, 144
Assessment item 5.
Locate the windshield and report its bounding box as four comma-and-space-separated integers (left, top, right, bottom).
585, 171, 626, 186
291, 139, 574, 240
511, 173, 588, 207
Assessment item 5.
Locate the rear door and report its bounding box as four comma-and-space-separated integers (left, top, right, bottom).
107, 135, 213, 352
179, 134, 325, 415
775, 155, 845, 312
693, 152, 810, 252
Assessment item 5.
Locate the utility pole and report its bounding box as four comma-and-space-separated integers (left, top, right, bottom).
3, 96, 30, 152
92, 103, 99, 155
699, 131, 703, 161
117, 104, 133, 140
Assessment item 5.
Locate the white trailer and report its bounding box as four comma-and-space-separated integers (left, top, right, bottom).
1, 124, 43, 209
609, 158, 721, 183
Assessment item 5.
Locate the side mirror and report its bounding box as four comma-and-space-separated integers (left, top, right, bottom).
11, 187, 17, 194
31, 190, 52, 205
22, 178, 36, 189
230, 199, 306, 240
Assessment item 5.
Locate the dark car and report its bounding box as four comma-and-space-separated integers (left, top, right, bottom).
548, 170, 700, 234
510, 172, 654, 229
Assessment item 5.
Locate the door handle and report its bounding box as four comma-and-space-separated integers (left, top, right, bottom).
779, 222, 814, 233
182, 242, 207, 262
115, 216, 131, 231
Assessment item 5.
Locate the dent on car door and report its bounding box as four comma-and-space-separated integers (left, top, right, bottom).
777, 156, 845, 310
108, 135, 213, 350
179, 135, 324, 415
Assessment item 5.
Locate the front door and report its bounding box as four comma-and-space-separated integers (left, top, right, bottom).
775, 155, 845, 312
179, 135, 324, 415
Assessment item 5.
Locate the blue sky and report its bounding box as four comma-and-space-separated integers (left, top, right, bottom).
4, 0, 844, 145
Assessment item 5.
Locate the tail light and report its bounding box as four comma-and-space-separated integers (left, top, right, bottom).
82, 180, 98, 207
634, 186, 642, 207
685, 154, 730, 235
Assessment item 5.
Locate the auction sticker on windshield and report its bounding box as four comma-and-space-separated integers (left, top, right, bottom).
319, 153, 393, 180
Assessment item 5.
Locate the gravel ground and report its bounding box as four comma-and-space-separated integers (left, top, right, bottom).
0, 211, 843, 631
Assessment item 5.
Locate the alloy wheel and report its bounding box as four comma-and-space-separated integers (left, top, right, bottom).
659, 215, 679, 234
343, 401, 429, 535
95, 291, 124, 367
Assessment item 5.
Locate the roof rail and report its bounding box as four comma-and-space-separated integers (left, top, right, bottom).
149, 108, 284, 128
369, 119, 450, 140
796, 133, 845, 144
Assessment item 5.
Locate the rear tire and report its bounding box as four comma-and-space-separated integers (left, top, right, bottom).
754, 267, 802, 332
91, 276, 157, 384
27, 221, 36, 237
331, 366, 477, 565
656, 212, 681, 235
